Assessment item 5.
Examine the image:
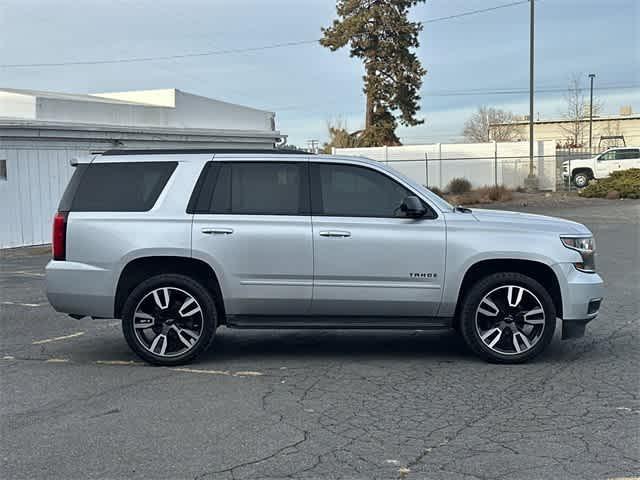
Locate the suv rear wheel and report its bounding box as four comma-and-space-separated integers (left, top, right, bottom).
459, 272, 556, 363
121, 274, 217, 365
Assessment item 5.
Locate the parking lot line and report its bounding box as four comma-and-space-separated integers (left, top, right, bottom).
1, 301, 43, 307
1, 271, 45, 277
95, 360, 145, 366
32, 331, 85, 345
171, 367, 265, 377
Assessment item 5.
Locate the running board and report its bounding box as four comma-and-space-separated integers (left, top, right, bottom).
225, 315, 452, 330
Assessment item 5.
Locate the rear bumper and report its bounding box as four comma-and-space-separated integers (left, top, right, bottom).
45, 260, 115, 318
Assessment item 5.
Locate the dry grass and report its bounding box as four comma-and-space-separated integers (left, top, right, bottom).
446, 185, 513, 205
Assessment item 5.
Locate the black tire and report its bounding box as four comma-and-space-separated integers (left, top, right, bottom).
121, 274, 217, 366
572, 171, 590, 188
459, 272, 556, 364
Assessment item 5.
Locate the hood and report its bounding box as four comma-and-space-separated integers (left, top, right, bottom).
470, 208, 590, 235
562, 157, 592, 165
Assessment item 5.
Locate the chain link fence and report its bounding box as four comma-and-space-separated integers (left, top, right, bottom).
381, 154, 557, 192
335, 141, 557, 192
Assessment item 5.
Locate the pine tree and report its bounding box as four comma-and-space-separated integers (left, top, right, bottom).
321, 0, 426, 146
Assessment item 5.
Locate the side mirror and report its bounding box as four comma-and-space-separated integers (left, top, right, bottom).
400, 196, 426, 218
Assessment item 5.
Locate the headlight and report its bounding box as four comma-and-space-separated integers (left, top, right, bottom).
561, 236, 596, 272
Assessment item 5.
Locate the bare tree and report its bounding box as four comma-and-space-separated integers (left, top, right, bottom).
560, 74, 602, 147
463, 106, 520, 143
321, 119, 361, 153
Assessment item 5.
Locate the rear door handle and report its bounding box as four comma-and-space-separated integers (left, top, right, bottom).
201, 227, 234, 235
319, 230, 351, 238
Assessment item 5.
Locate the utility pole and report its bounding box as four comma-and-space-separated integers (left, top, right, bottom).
528, 0, 534, 177
588, 73, 596, 150
525, 0, 538, 191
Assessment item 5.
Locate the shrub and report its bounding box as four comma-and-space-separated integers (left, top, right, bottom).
447, 177, 472, 194
579, 168, 640, 199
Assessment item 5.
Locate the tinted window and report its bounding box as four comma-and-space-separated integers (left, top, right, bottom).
600, 151, 616, 161
58, 164, 88, 211
190, 162, 309, 215
312, 163, 422, 218
616, 149, 640, 160
69, 162, 176, 212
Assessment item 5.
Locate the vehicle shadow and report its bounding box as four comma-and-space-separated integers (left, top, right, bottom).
197, 327, 473, 363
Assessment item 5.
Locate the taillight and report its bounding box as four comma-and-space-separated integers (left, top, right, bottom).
52, 211, 68, 260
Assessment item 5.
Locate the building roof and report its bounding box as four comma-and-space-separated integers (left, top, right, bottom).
0, 87, 277, 133
0, 87, 146, 105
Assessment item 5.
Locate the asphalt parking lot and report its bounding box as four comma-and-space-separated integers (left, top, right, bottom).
1, 198, 639, 480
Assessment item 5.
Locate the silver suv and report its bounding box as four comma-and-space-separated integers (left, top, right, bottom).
46, 149, 604, 365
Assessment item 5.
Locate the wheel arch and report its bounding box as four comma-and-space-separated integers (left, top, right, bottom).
571, 167, 593, 179
453, 258, 562, 328
114, 256, 225, 322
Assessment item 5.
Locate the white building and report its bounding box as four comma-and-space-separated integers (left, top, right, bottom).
0, 88, 283, 248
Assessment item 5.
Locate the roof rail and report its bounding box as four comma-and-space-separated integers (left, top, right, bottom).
101, 148, 309, 156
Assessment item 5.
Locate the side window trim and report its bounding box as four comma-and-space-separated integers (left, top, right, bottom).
310, 162, 437, 219
187, 161, 311, 216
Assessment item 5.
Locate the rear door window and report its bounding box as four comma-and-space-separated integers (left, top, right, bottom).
188, 162, 309, 215
63, 162, 176, 212
616, 149, 640, 160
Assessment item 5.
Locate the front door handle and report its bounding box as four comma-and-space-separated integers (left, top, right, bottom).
319, 230, 351, 238
201, 227, 234, 235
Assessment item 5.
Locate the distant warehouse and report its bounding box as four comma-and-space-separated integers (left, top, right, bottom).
0, 88, 283, 248
489, 107, 640, 147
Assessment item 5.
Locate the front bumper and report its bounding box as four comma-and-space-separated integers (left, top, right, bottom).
552, 263, 604, 339
46, 260, 115, 318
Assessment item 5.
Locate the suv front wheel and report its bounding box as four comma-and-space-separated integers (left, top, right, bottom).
572, 171, 591, 188
121, 274, 217, 366
459, 272, 556, 363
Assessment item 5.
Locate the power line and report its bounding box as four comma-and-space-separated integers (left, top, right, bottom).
0, 1, 532, 69
424, 0, 529, 24
272, 83, 640, 112
0, 39, 319, 68
423, 84, 640, 97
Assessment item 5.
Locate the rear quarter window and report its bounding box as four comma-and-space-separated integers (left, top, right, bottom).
60, 162, 177, 212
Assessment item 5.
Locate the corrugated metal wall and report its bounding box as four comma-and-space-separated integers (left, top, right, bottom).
0, 135, 280, 249
0, 146, 82, 248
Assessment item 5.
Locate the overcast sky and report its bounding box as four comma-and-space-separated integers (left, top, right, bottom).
1, 0, 638, 146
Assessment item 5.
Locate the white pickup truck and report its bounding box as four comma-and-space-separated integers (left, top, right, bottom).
563, 147, 640, 187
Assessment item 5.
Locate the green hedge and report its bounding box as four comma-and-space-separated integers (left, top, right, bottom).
579, 168, 640, 199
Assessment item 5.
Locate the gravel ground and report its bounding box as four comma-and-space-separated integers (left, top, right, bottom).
1, 199, 638, 480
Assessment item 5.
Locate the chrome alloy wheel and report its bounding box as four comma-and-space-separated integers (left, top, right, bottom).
475, 285, 546, 356
133, 287, 204, 358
